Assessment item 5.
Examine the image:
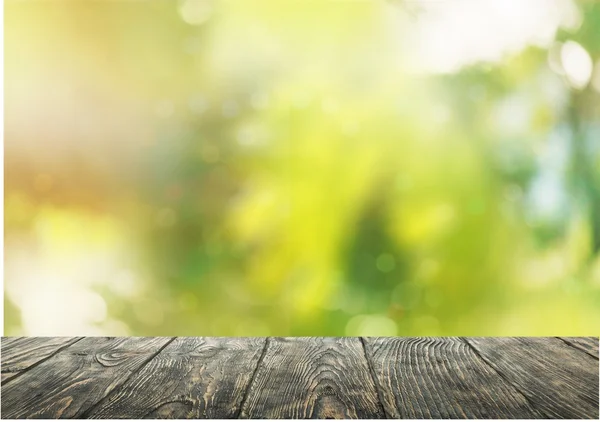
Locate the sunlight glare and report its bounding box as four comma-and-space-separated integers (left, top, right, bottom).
409, 0, 581, 73
560, 41, 594, 89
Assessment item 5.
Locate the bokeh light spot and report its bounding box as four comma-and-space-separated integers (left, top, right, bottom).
560, 40, 593, 89
345, 314, 398, 336
178, 0, 213, 26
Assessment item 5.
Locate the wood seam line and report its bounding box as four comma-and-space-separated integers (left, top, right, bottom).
555, 337, 599, 360
0, 337, 24, 349
77, 336, 178, 419
459, 337, 551, 419
359, 337, 390, 418
1, 337, 85, 386
235, 336, 271, 418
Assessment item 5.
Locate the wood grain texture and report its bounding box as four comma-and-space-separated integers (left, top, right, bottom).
1, 337, 22, 347
1, 337, 597, 419
558, 337, 599, 359
363, 337, 544, 419
466, 337, 599, 419
1, 337, 81, 383
1, 337, 173, 419
85, 337, 267, 419
239, 337, 386, 419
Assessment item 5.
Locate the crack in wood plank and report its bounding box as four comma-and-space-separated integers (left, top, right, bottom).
1, 337, 175, 419
556, 337, 599, 360
367, 337, 547, 419
1, 337, 84, 385
460, 337, 551, 418
235, 337, 271, 418
1, 337, 597, 419
78, 337, 177, 418
465, 337, 599, 419
359, 337, 390, 419
85, 337, 267, 419
238, 337, 385, 419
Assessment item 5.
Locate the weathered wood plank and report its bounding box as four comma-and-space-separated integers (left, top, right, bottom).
85, 337, 267, 419
1, 337, 21, 347
465, 337, 599, 419
239, 337, 386, 419
558, 337, 599, 359
2, 337, 597, 419
0, 337, 173, 419
363, 337, 544, 419
1, 337, 81, 383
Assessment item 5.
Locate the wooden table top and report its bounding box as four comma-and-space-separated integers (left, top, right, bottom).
0, 337, 598, 419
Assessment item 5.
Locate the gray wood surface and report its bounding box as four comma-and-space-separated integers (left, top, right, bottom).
465, 337, 599, 419
239, 337, 386, 419
558, 336, 599, 359
1, 337, 81, 383
1, 337, 22, 347
85, 337, 267, 419
364, 337, 545, 418
1, 337, 173, 419
1, 336, 598, 419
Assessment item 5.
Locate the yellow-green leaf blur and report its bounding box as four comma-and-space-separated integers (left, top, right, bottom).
4, 0, 600, 336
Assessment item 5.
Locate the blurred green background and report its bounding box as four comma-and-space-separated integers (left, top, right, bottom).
4, 0, 600, 337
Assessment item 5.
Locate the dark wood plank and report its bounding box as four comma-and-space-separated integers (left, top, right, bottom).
1, 337, 81, 383
558, 337, 599, 359
239, 337, 386, 419
364, 337, 544, 418
85, 337, 267, 419
466, 337, 599, 419
1, 337, 173, 419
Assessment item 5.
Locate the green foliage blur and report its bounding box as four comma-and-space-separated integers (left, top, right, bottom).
4, 0, 600, 336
